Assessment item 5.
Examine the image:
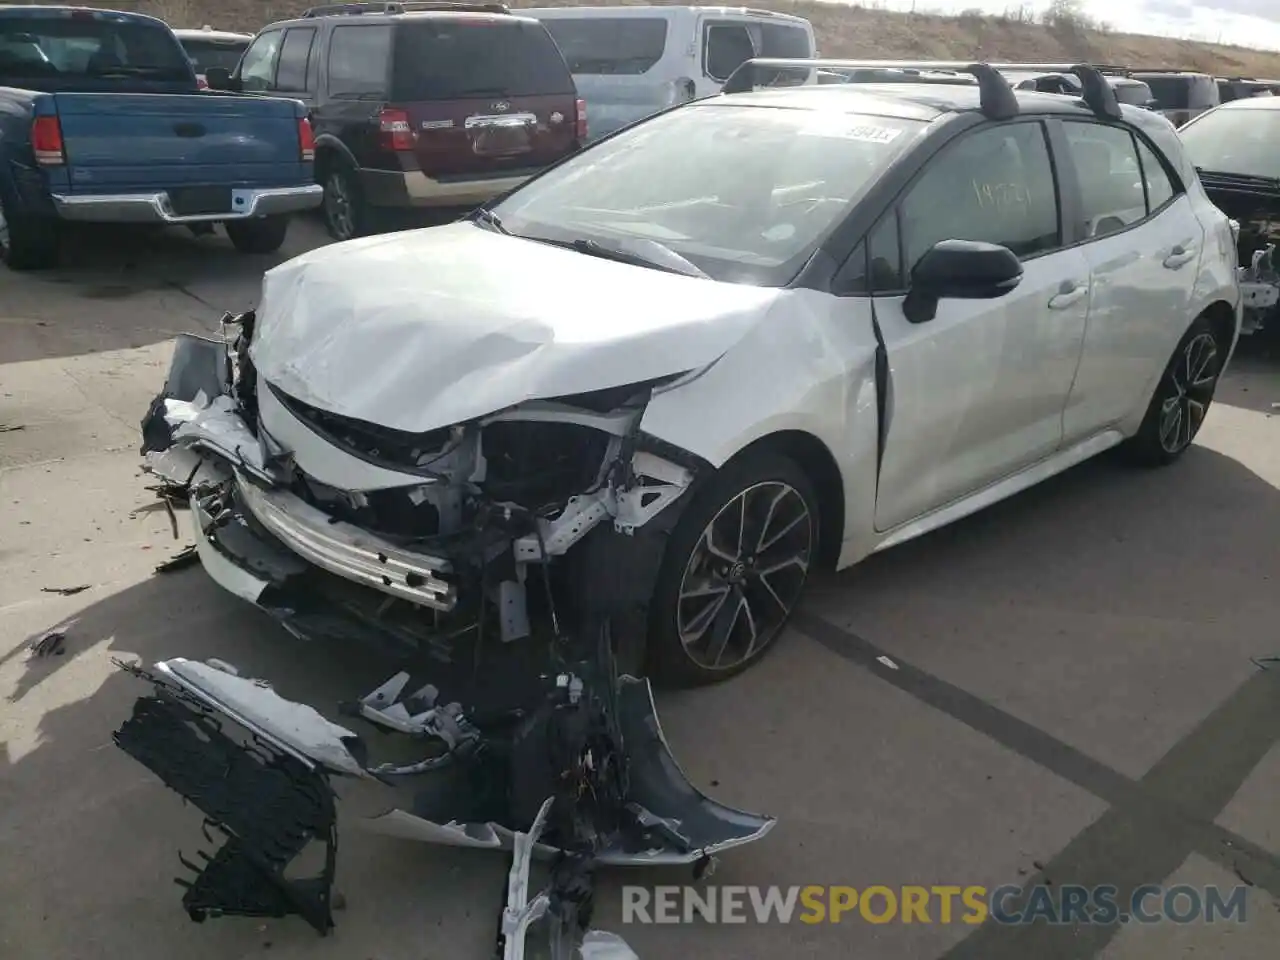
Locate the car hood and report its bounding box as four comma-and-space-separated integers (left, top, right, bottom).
250, 221, 782, 434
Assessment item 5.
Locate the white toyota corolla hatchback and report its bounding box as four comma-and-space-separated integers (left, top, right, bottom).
141, 62, 1241, 688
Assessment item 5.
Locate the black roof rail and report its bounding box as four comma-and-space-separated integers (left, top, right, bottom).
987, 61, 1131, 77
301, 1, 508, 17
721, 58, 1019, 120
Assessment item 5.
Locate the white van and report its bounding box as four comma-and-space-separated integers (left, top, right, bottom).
520, 5, 816, 141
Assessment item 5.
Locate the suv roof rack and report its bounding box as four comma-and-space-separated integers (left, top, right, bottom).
301, 1, 509, 17
723, 58, 1020, 120
988, 61, 1130, 77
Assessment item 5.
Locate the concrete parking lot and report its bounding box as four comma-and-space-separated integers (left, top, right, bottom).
2, 218, 1280, 960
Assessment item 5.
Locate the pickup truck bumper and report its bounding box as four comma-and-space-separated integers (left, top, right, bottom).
50, 184, 323, 224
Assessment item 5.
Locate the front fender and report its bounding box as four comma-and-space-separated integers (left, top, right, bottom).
639, 289, 881, 554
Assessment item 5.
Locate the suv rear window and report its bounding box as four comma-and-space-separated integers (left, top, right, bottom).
1137, 74, 1216, 110
537, 17, 666, 75
390, 18, 574, 99
179, 37, 248, 74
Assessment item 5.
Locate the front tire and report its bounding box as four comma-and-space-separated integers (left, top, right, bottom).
647, 450, 818, 687
224, 215, 289, 255
1121, 316, 1223, 466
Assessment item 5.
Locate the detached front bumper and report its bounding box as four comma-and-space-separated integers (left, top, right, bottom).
52, 184, 323, 224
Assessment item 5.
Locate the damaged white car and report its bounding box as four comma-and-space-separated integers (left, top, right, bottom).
115, 60, 1240, 953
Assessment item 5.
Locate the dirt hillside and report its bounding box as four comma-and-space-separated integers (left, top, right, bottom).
31, 0, 1280, 77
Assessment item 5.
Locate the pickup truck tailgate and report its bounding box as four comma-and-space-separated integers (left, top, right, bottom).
53, 92, 305, 192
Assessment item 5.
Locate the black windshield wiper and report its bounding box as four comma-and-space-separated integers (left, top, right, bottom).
469, 207, 511, 235
548, 237, 708, 279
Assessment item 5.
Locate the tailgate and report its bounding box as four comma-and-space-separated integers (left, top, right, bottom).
53, 92, 304, 191
406, 93, 576, 179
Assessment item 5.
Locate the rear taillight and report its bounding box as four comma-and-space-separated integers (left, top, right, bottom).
31, 116, 64, 166
378, 107, 413, 151
575, 98, 587, 140
298, 117, 316, 162
197, 75, 209, 90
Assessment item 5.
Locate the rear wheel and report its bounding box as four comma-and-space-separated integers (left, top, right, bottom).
322, 165, 372, 242
0, 193, 59, 270
1121, 316, 1223, 466
647, 451, 818, 687
224, 216, 289, 255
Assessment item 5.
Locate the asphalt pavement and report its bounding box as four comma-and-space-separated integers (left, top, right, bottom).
2, 218, 1279, 960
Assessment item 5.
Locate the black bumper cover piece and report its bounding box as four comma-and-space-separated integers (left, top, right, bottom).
112, 667, 339, 935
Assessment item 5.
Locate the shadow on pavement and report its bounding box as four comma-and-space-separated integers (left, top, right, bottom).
1217, 337, 1280, 416
1, 442, 1277, 959
0, 217, 331, 367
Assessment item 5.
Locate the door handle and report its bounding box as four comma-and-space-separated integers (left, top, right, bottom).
1163, 245, 1198, 269
1048, 282, 1088, 310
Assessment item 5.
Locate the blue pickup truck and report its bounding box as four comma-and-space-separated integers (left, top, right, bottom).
0, 5, 322, 270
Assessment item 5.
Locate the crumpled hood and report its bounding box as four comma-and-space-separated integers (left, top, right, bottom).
250, 222, 782, 434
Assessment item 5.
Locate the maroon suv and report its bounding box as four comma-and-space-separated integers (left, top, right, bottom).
213, 2, 585, 241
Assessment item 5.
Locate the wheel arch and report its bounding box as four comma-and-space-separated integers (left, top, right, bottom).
1199, 298, 1239, 362
721, 429, 846, 570
312, 135, 356, 181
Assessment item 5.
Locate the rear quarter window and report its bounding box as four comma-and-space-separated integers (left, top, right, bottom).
537, 17, 667, 75
391, 19, 574, 99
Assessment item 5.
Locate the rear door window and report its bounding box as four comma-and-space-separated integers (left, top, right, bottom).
239, 29, 282, 92
327, 24, 390, 98
1061, 121, 1147, 238
754, 23, 810, 58
703, 21, 755, 82
275, 27, 315, 93
1135, 137, 1176, 211
537, 17, 667, 75
1140, 76, 1190, 109
391, 19, 574, 99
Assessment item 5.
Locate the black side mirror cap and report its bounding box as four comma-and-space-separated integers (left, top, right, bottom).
903, 239, 1024, 324
204, 67, 238, 92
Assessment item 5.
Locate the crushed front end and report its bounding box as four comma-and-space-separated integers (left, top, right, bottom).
119, 313, 774, 954
1198, 171, 1280, 335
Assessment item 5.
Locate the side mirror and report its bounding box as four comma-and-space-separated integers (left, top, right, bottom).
903, 239, 1023, 324
204, 66, 238, 91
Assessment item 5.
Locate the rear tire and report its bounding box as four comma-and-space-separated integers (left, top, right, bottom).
1120, 316, 1223, 467
647, 450, 818, 688
322, 165, 373, 242
0, 192, 59, 270
224, 215, 289, 255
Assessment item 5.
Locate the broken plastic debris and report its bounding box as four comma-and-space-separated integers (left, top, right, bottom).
29, 630, 66, 657
41, 584, 91, 596
876, 655, 900, 670
155, 544, 200, 574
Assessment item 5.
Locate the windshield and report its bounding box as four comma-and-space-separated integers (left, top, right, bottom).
0, 14, 191, 83
391, 19, 574, 99
538, 17, 667, 75
490, 103, 924, 286
1180, 105, 1280, 179
179, 38, 247, 74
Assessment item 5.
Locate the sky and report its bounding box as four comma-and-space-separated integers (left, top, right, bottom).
853, 0, 1280, 52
